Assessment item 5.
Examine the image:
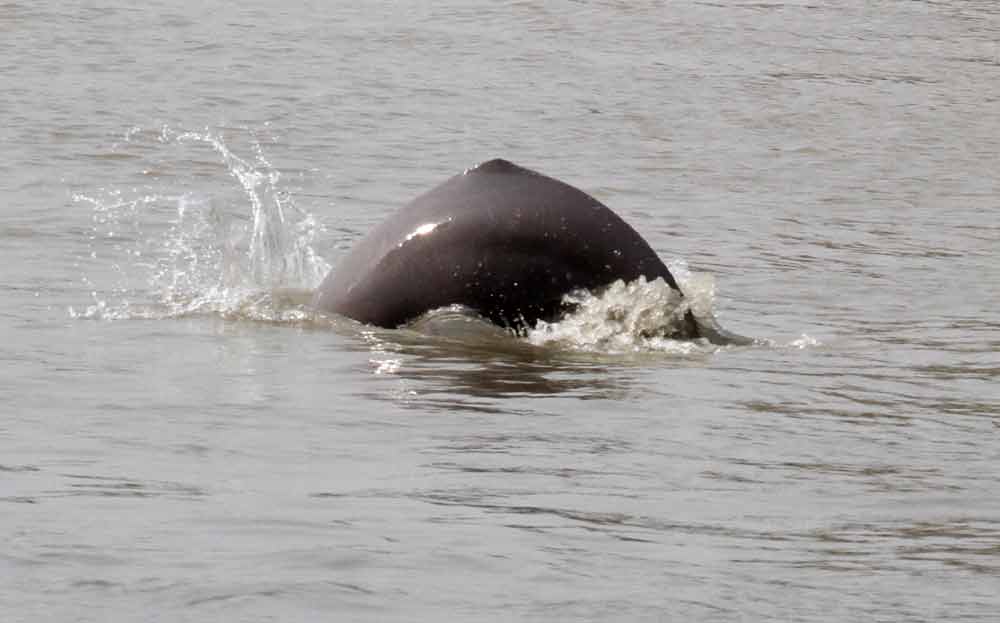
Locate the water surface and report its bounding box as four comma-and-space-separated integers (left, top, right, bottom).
3, 1, 999, 621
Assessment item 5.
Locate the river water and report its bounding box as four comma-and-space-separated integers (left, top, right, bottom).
3, 1, 999, 621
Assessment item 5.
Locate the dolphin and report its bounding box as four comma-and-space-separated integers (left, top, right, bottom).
313, 159, 750, 345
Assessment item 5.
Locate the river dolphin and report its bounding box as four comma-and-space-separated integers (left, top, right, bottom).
313, 159, 750, 345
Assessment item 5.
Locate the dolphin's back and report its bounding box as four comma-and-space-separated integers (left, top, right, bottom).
313, 159, 679, 329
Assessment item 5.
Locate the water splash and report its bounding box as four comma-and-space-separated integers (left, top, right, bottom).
173, 129, 328, 289
70, 127, 329, 322
788, 334, 821, 349
527, 276, 708, 354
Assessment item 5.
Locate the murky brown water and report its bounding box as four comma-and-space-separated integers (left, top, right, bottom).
3, 1, 998, 620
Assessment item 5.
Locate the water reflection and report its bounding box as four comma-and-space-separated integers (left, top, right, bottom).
357, 324, 641, 412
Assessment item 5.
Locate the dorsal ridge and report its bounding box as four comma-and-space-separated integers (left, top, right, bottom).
472, 158, 528, 174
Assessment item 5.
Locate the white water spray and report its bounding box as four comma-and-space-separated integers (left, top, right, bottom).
71, 127, 329, 322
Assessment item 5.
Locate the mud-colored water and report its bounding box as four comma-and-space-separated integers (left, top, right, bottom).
3, 2, 998, 621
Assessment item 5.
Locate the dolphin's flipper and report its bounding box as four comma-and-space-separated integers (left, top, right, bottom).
687, 310, 756, 346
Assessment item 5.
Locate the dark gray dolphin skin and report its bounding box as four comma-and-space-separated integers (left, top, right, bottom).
313, 159, 750, 345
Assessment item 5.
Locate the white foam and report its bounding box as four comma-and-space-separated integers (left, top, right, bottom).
527, 275, 715, 354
